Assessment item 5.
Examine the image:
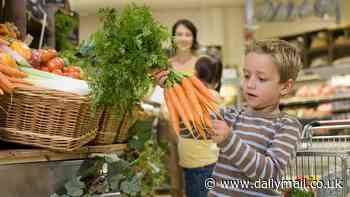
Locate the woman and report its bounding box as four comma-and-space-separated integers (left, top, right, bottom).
180, 56, 223, 197
153, 19, 202, 197
169, 19, 199, 74
148, 19, 199, 104
155, 55, 224, 197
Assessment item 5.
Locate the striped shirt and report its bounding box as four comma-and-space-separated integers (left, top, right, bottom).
208, 107, 302, 197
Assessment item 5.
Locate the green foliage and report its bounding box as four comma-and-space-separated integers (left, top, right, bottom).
55, 11, 78, 51
65, 177, 85, 197
111, 115, 168, 196
79, 4, 171, 113
51, 114, 168, 197
284, 188, 315, 197
59, 49, 79, 66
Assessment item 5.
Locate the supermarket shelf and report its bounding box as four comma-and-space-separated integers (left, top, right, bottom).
296, 74, 322, 83
306, 46, 328, 56
0, 143, 127, 165
280, 94, 350, 107
300, 63, 350, 80
332, 107, 350, 114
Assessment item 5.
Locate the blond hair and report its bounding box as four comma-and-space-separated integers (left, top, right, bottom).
245, 39, 302, 82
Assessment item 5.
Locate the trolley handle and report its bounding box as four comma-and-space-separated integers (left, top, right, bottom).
302, 119, 350, 139
308, 121, 321, 127
309, 119, 350, 126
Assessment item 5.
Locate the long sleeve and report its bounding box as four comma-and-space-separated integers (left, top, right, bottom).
217, 115, 301, 181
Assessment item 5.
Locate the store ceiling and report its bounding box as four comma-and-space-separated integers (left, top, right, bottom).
69, 0, 245, 15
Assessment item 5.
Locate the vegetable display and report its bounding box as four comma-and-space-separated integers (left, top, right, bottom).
10, 40, 32, 60
0, 62, 28, 94
31, 48, 82, 79
164, 72, 220, 139
78, 4, 219, 138
0, 22, 20, 39
80, 4, 170, 113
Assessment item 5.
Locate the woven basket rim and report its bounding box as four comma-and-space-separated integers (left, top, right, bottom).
0, 128, 97, 151
14, 85, 89, 100
0, 127, 97, 140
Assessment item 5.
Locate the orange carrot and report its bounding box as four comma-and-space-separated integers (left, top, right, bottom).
202, 107, 214, 134
181, 77, 209, 138
181, 77, 204, 117
8, 77, 32, 86
167, 86, 193, 134
0, 37, 9, 45
173, 83, 205, 139
195, 120, 207, 139
0, 64, 27, 78
0, 72, 14, 93
196, 88, 222, 120
190, 75, 217, 103
0, 88, 3, 95
173, 83, 195, 123
164, 89, 180, 135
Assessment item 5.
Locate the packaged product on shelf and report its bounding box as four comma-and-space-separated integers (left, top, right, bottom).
295, 83, 335, 98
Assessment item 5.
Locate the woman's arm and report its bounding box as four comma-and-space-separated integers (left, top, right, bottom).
151, 69, 170, 88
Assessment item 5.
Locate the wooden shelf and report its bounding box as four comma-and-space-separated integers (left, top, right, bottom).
0, 143, 127, 165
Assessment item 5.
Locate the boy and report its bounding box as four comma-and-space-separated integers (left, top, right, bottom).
209, 39, 302, 196
154, 39, 302, 197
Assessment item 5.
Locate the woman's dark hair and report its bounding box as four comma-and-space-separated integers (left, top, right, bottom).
172, 19, 199, 52
195, 56, 223, 92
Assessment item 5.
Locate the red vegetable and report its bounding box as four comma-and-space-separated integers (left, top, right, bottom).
46, 57, 64, 71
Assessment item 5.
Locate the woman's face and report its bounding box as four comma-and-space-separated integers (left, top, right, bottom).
174, 24, 194, 52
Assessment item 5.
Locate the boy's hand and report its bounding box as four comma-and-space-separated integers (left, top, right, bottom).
151, 69, 170, 88
211, 120, 231, 144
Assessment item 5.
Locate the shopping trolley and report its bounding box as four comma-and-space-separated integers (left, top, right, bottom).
283, 120, 350, 197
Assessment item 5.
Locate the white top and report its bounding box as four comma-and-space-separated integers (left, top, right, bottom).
148, 85, 165, 105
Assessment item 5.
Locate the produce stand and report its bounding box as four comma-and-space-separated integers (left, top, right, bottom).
0, 143, 127, 197
0, 143, 127, 165
0, 3, 171, 195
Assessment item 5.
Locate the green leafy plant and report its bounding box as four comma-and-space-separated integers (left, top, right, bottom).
51, 113, 168, 197
79, 4, 171, 113
55, 11, 78, 51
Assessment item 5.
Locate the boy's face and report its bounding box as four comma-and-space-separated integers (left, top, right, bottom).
243, 52, 291, 113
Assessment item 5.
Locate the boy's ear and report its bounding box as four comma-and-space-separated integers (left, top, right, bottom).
280, 79, 294, 96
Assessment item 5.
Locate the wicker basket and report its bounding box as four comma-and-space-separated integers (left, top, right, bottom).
92, 106, 125, 145
0, 128, 97, 151
0, 85, 101, 151
92, 105, 139, 145
114, 107, 138, 143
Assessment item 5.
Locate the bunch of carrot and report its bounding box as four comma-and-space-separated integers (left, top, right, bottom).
163, 71, 221, 139
0, 63, 29, 95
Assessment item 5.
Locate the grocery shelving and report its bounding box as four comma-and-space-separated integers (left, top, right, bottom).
278, 24, 350, 68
